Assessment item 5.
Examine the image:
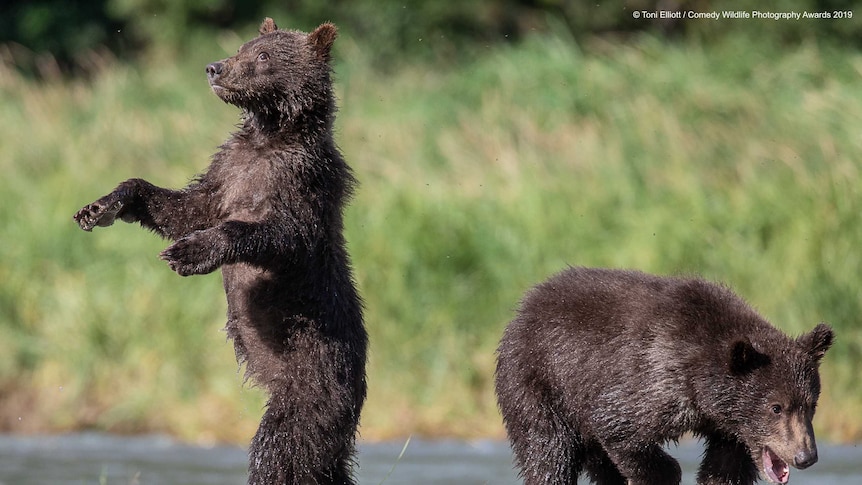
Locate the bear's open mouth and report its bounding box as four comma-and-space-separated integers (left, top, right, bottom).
762, 446, 790, 484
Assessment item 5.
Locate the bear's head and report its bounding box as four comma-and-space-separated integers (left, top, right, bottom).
726, 322, 834, 484
205, 18, 337, 128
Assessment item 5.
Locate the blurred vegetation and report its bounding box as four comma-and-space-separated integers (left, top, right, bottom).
1, 2, 861, 445
2, 30, 861, 443
2, 0, 862, 75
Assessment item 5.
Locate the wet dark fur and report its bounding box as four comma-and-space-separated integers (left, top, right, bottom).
73, 19, 367, 485
495, 267, 833, 485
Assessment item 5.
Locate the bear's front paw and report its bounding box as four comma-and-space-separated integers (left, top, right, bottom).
160, 232, 224, 276
73, 198, 125, 231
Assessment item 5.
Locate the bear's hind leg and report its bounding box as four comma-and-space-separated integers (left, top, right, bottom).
247, 396, 358, 485
317, 443, 355, 485
696, 435, 758, 485
583, 444, 627, 485
503, 402, 584, 484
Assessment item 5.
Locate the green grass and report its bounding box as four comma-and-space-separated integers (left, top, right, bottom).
1, 32, 861, 444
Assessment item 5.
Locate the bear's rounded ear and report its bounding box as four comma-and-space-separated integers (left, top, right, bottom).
259, 17, 278, 36
308, 22, 337, 60
797, 323, 834, 362
729, 339, 771, 375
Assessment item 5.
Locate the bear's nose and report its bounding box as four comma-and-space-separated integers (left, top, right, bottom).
793, 449, 818, 469
206, 62, 223, 80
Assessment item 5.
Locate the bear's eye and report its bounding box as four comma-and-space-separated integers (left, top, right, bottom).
771, 404, 782, 415
257, 52, 270, 62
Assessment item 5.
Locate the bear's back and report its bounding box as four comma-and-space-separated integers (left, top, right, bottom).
512, 266, 766, 345
498, 267, 781, 403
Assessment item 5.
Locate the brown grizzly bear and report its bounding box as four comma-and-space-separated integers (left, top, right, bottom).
73, 19, 366, 485
495, 267, 833, 485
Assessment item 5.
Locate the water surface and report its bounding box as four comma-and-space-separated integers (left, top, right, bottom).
0, 433, 859, 484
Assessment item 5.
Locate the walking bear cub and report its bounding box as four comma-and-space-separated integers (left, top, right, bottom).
495, 267, 833, 485
74, 19, 367, 485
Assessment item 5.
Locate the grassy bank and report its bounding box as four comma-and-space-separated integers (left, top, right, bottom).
1, 33, 861, 444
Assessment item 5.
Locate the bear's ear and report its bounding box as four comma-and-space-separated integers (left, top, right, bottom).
729, 339, 771, 375
797, 323, 834, 363
308, 22, 337, 60
259, 17, 278, 36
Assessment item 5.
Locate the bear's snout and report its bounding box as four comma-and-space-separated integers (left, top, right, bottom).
793, 448, 818, 469
206, 62, 224, 81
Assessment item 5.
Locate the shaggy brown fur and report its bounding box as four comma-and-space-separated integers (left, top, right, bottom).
74, 19, 366, 485
495, 267, 833, 485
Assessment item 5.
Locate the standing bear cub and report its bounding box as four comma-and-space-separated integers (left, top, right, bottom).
495, 267, 833, 485
74, 19, 367, 485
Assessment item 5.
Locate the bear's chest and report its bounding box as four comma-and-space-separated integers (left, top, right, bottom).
210, 146, 283, 220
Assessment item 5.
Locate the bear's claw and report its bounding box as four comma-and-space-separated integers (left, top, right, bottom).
74, 200, 124, 231
159, 233, 221, 276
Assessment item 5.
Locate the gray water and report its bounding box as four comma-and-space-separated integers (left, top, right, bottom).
0, 433, 859, 484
